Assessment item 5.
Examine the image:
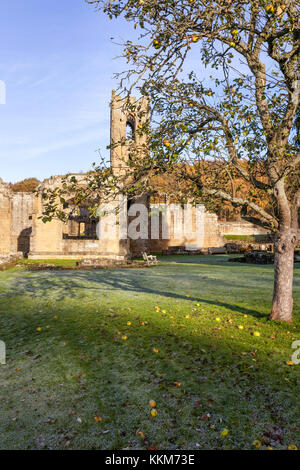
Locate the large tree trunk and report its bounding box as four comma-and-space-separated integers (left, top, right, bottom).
270, 229, 298, 322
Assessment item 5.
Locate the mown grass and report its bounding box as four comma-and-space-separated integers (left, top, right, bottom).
0, 255, 299, 450
18, 259, 78, 267
223, 234, 270, 242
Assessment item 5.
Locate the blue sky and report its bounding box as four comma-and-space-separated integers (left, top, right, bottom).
0, 0, 137, 183
0, 1, 270, 184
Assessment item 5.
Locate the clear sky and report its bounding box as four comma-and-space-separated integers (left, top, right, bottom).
0, 1, 261, 184
0, 0, 136, 183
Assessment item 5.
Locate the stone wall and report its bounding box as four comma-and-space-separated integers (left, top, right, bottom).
131, 203, 224, 255
11, 192, 34, 255
0, 252, 23, 267
219, 221, 268, 237
1, 176, 273, 261
0, 179, 12, 254
28, 178, 129, 261
110, 90, 149, 177
0, 179, 34, 259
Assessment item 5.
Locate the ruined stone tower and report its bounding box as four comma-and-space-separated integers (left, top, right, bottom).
110, 90, 149, 176
110, 91, 152, 253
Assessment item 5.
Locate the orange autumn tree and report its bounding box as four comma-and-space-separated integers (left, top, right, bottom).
11, 178, 40, 193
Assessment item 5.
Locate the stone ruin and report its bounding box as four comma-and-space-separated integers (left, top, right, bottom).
0, 178, 34, 265
0, 91, 271, 267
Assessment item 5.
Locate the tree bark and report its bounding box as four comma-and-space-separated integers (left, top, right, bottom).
270, 229, 298, 322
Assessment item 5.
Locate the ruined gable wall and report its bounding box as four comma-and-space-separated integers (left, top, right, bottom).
0, 179, 35, 260
110, 91, 149, 177
29, 176, 129, 260
10, 192, 35, 255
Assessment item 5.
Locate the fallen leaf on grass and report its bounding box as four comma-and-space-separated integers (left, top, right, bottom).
93, 416, 103, 422
253, 440, 262, 448
288, 445, 298, 450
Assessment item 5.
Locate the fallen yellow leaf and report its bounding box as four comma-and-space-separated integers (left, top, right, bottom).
93, 416, 103, 423
253, 440, 262, 448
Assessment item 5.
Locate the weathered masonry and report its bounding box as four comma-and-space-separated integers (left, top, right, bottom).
0, 179, 34, 264
0, 91, 267, 264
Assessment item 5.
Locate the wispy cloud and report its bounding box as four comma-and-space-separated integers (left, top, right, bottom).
27, 73, 59, 89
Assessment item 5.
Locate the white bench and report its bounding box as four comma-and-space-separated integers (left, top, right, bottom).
142, 252, 158, 266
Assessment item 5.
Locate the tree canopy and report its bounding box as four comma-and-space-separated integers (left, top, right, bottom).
43, 0, 300, 321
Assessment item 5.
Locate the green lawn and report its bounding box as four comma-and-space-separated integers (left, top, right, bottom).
223, 234, 270, 242
0, 255, 299, 450
17, 258, 78, 267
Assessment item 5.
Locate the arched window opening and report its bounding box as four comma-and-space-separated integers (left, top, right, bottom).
126, 119, 135, 141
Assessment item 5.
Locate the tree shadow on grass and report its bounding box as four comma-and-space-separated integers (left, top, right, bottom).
0, 293, 298, 450
157, 254, 271, 268
6, 267, 271, 320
